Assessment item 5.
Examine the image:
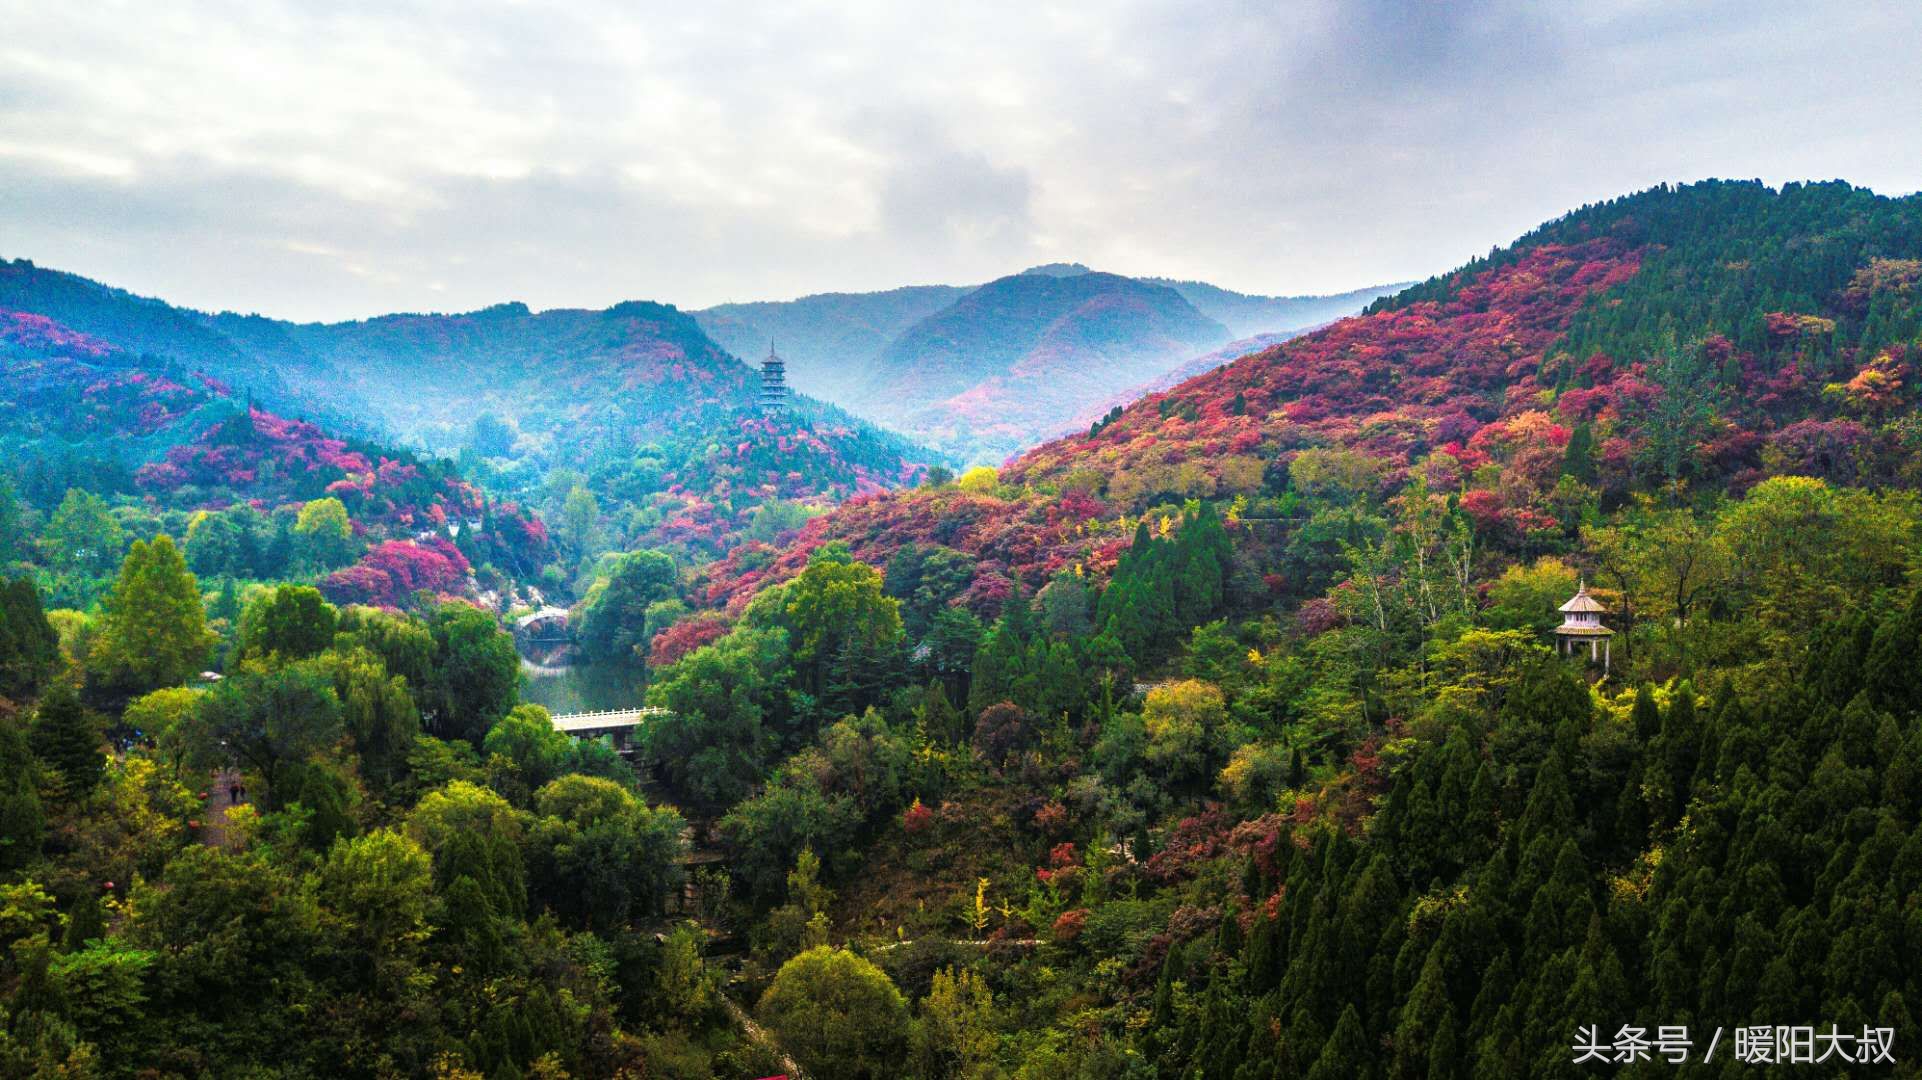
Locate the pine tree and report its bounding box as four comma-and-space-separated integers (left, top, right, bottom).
0, 577, 60, 702
1427, 1011, 1462, 1080
61, 891, 103, 951
29, 683, 102, 801
0, 712, 44, 871
212, 575, 241, 625
1391, 941, 1454, 1080
1517, 750, 1576, 846
1628, 684, 1662, 742
1560, 420, 1597, 483
93, 535, 214, 696
1307, 1004, 1373, 1080
918, 681, 964, 746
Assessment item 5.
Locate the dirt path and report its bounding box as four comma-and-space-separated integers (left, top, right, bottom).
868, 937, 1041, 951
720, 994, 806, 1080
195, 768, 249, 849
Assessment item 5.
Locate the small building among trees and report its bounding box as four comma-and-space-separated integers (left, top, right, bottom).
1554, 580, 1613, 671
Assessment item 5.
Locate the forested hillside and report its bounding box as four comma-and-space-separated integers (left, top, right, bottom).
637, 179, 1922, 1075
696, 268, 1404, 465
2, 315, 548, 616
5, 179, 1922, 1078
850, 271, 1232, 463
0, 260, 941, 610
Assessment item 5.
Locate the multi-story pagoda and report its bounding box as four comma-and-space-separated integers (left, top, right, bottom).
758, 340, 789, 415
1554, 579, 1613, 671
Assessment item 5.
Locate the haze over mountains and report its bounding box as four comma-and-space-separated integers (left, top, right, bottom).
3, 252, 1404, 478
696, 264, 1407, 462
0, 258, 934, 561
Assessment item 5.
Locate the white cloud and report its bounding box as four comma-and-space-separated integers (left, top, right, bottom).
0, 0, 1917, 320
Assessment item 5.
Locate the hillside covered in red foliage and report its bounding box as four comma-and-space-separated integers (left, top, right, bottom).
695, 180, 1922, 618
2, 305, 549, 604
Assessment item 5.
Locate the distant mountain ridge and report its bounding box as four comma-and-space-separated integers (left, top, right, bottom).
0, 257, 940, 560
848, 271, 1230, 462
694, 284, 971, 403
693, 266, 1406, 463
695, 179, 1922, 614
1141, 278, 1418, 339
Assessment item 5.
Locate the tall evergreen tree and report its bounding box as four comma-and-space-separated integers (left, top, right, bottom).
29, 683, 102, 801
93, 535, 214, 696
0, 711, 44, 870
0, 578, 61, 702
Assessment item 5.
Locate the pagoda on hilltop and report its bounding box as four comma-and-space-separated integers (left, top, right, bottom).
758, 340, 790, 415
1554, 579, 1613, 671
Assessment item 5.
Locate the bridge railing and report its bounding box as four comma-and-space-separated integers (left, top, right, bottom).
549, 707, 667, 720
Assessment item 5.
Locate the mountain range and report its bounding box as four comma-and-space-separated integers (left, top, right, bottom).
695, 266, 1407, 463
0, 260, 936, 564
696, 179, 1922, 613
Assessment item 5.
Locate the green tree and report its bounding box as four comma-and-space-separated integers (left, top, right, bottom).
183, 506, 265, 580
92, 535, 215, 697
122, 686, 201, 778
334, 605, 436, 692
749, 542, 901, 698
320, 648, 420, 793
558, 484, 603, 558
720, 774, 862, 905
292, 497, 358, 570
760, 847, 834, 964
425, 602, 519, 744
317, 827, 435, 991
482, 704, 574, 801
0, 476, 23, 564
42, 489, 123, 578
1560, 420, 1597, 484
405, 779, 527, 919
0, 578, 61, 702
187, 664, 342, 807
237, 584, 339, 664
575, 550, 678, 664
468, 412, 517, 458
1482, 557, 1580, 634
1642, 339, 1720, 500
1142, 679, 1229, 787
29, 683, 103, 801
528, 774, 686, 930
645, 627, 790, 812
0, 712, 45, 870
1308, 1003, 1373, 1080
916, 965, 998, 1080
758, 946, 913, 1080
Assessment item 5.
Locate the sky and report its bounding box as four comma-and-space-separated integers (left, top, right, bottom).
1, 0, 1919, 323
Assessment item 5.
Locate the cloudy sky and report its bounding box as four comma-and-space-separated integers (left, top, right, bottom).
1, 0, 1918, 322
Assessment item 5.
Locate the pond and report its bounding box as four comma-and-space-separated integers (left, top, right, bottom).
518, 659, 646, 714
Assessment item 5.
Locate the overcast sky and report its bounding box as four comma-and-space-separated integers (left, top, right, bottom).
1, 0, 1918, 322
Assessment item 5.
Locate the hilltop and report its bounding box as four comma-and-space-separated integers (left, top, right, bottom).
694, 284, 973, 402
698, 179, 1922, 612
1, 315, 548, 609
0, 261, 940, 572
694, 267, 1405, 463
847, 271, 1231, 463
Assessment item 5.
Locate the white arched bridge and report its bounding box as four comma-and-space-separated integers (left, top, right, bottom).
548, 706, 668, 752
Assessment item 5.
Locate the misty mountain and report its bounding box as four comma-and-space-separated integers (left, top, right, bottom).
693, 266, 1405, 462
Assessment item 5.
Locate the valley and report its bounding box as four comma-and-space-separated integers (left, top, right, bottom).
6, 178, 1922, 1078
